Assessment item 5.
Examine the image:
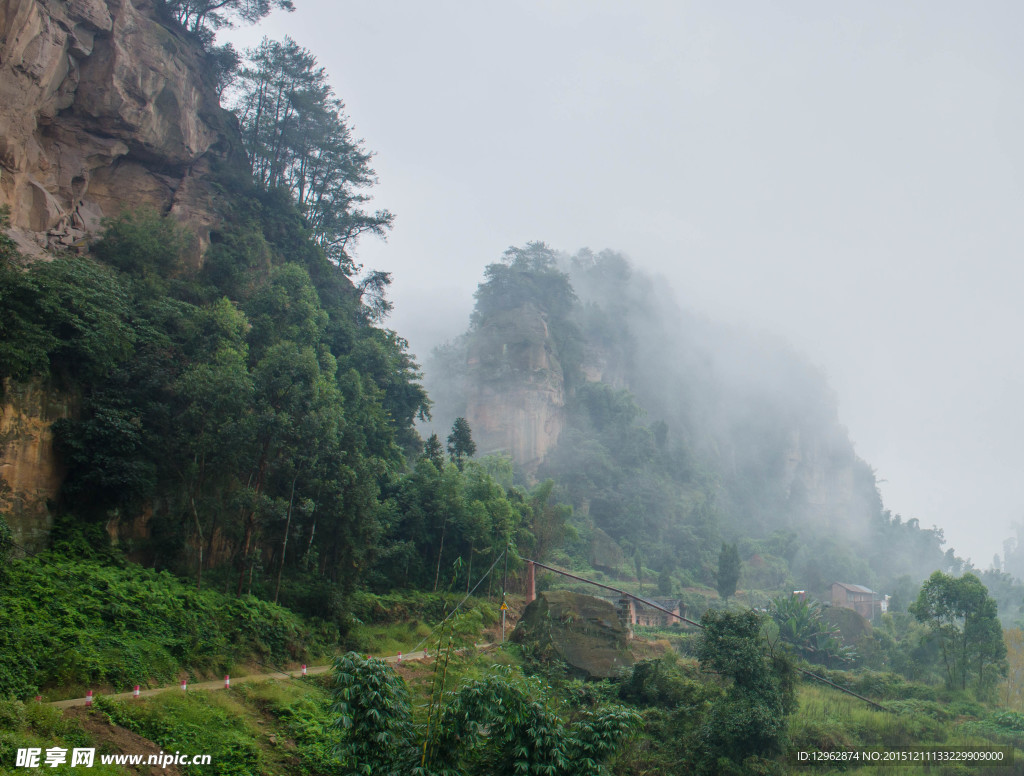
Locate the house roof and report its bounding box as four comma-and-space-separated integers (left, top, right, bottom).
832, 582, 876, 594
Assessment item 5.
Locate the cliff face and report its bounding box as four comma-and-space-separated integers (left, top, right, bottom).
0, 379, 74, 550
0, 0, 234, 259
782, 425, 860, 524
0, 0, 237, 545
464, 306, 566, 474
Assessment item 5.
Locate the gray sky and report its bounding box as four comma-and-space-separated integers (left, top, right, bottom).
226, 1, 1024, 567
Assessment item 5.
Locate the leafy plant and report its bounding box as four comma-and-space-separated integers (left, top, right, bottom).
769, 594, 856, 668
330, 652, 416, 776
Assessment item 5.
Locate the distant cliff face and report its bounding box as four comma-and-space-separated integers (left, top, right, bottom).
464, 305, 566, 474
781, 425, 861, 523
0, 0, 234, 258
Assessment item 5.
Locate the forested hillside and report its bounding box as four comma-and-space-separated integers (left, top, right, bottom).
5, 2, 1024, 774
0, 1, 574, 651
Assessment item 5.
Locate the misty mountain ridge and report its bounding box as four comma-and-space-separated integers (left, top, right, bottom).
424, 241, 1020, 614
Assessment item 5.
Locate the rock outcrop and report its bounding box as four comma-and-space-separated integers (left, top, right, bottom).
0, 0, 236, 259
781, 424, 865, 526
464, 305, 566, 474
511, 590, 633, 679
0, 379, 74, 551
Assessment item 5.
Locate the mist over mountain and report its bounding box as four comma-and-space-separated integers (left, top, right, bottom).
423, 242, 1023, 614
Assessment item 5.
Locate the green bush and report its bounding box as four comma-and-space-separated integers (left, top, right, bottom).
91, 208, 190, 277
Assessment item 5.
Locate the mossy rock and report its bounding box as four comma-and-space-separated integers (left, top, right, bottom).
823, 605, 872, 644
511, 591, 633, 679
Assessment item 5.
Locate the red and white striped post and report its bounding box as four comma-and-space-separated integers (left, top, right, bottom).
85, 690, 93, 707
397, 652, 402, 664
224, 675, 230, 689
180, 679, 187, 692
301, 664, 307, 676
133, 685, 140, 698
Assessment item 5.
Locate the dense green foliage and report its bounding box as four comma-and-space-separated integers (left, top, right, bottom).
770, 594, 855, 668
331, 653, 416, 775
0, 554, 332, 699
329, 655, 639, 776
2, 184, 433, 612
232, 37, 393, 270
696, 609, 795, 772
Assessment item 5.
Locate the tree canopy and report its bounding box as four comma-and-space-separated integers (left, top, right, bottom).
910, 571, 1007, 694
232, 37, 393, 272
158, 0, 294, 39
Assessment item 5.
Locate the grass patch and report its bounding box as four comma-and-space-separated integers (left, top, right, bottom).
0, 700, 126, 775
95, 692, 263, 775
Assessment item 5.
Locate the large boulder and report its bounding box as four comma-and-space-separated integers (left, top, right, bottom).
511, 590, 633, 679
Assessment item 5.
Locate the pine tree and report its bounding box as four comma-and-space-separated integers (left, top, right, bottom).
446, 417, 476, 471
716, 542, 741, 602
232, 37, 393, 272
422, 433, 445, 471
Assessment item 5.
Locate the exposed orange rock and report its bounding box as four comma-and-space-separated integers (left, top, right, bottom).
465, 305, 565, 475
0, 379, 73, 551
0, 0, 236, 261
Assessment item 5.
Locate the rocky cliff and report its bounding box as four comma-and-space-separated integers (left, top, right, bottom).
0, 379, 74, 550
0, 0, 234, 259
464, 305, 566, 474
0, 0, 237, 545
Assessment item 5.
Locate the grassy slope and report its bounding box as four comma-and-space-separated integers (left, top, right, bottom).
0, 556, 338, 700
4, 642, 1024, 775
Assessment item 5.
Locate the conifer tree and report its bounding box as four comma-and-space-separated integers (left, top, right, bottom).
422, 433, 445, 471
716, 542, 741, 602
232, 37, 393, 272
447, 417, 476, 471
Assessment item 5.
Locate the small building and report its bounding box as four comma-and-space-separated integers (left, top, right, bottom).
607, 596, 685, 628
830, 582, 885, 620
635, 598, 685, 627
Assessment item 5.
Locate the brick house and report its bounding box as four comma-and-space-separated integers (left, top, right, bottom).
830, 582, 886, 619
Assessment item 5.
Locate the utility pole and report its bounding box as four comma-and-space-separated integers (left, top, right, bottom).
500, 540, 509, 642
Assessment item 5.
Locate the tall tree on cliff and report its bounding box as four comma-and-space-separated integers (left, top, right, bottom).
159, 0, 294, 38
232, 37, 393, 272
